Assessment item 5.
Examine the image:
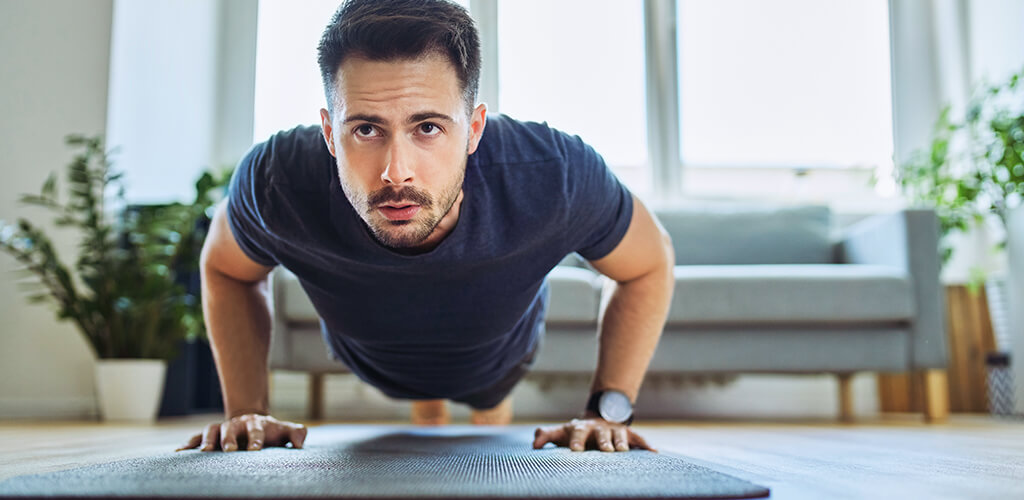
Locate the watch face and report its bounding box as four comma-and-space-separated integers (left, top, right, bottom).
598, 391, 633, 423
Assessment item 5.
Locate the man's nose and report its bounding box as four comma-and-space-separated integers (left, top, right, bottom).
381, 138, 414, 185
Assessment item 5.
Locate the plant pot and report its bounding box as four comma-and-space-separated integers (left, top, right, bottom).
1007, 204, 1024, 416
95, 359, 167, 422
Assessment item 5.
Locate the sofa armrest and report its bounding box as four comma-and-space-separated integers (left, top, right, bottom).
546, 266, 602, 324
839, 208, 949, 369
268, 266, 292, 370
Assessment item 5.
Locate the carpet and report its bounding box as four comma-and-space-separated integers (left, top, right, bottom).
0, 425, 770, 499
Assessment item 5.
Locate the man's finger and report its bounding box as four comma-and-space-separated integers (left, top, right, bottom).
246, 418, 265, 451
569, 423, 589, 452
532, 426, 565, 449
613, 427, 630, 452
175, 433, 202, 452
221, 420, 240, 452
629, 430, 657, 453
596, 426, 614, 452
201, 423, 220, 452
289, 426, 307, 449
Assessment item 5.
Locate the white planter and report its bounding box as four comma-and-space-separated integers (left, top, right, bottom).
1007, 205, 1024, 416
95, 359, 167, 422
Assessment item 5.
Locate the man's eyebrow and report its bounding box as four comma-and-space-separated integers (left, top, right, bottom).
408, 112, 454, 124
343, 114, 386, 125
342, 112, 455, 125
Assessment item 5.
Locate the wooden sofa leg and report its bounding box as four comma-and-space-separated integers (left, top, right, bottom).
921, 369, 950, 423
837, 373, 855, 423
308, 373, 325, 421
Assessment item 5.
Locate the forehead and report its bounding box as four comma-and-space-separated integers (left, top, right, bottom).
333, 54, 465, 119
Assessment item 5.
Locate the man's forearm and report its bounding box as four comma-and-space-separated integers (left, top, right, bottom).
201, 266, 272, 419
589, 263, 674, 404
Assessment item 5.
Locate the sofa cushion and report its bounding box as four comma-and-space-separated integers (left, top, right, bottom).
656, 204, 834, 265
277, 269, 319, 323
668, 264, 914, 324
546, 266, 602, 324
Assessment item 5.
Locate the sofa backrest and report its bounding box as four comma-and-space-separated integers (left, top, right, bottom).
655, 203, 834, 265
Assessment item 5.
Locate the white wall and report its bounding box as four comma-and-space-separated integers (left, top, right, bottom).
0, 0, 114, 419
106, 0, 257, 205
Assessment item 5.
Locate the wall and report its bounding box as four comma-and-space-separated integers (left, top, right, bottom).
0, 0, 114, 418
106, 0, 257, 205
3, 0, 1019, 421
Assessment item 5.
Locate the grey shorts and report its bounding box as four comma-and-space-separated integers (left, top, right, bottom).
450, 339, 541, 410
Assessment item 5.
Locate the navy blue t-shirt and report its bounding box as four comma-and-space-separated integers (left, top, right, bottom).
225, 114, 633, 401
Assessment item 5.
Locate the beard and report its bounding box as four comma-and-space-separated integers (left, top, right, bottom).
339, 158, 466, 250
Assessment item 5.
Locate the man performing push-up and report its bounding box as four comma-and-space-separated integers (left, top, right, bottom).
178, 0, 674, 454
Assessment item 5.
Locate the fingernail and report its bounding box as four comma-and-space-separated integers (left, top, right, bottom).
224, 443, 237, 452
249, 441, 261, 450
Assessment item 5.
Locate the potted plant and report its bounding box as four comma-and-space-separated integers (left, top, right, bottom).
884, 66, 1022, 292
883, 66, 1024, 414
0, 135, 229, 421
154, 166, 233, 417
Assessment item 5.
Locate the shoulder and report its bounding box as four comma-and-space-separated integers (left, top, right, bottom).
475, 114, 593, 168
230, 125, 334, 242
241, 124, 333, 193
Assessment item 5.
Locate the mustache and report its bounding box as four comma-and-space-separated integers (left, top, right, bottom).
367, 186, 433, 209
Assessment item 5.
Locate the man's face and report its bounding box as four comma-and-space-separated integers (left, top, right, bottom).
320, 53, 486, 250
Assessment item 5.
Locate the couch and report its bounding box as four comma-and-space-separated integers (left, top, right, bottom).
268, 203, 949, 422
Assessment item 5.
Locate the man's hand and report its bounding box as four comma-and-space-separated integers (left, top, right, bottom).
532, 418, 657, 453
175, 413, 307, 452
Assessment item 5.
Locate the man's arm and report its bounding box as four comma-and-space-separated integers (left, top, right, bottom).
176, 199, 307, 452
586, 193, 674, 405
200, 199, 275, 418
533, 194, 673, 452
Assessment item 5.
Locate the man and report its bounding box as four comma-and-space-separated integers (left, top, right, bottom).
177, 0, 673, 454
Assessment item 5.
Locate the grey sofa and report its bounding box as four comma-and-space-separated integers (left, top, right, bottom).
268, 203, 949, 422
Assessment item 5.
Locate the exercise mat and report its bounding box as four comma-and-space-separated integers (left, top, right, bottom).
0, 424, 769, 499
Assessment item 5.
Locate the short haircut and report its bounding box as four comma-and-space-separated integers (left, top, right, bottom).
317, 0, 481, 116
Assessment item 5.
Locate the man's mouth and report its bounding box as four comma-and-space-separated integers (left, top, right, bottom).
377, 203, 421, 221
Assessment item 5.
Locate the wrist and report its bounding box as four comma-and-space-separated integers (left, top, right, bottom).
226, 408, 269, 419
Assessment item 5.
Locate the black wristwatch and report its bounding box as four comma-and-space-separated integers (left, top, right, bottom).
586, 390, 634, 426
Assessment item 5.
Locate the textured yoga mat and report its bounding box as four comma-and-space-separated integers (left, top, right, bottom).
0, 425, 769, 499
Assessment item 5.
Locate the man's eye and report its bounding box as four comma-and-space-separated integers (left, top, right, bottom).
354, 125, 378, 138
418, 123, 441, 136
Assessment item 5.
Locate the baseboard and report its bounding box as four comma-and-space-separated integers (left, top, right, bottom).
0, 397, 99, 420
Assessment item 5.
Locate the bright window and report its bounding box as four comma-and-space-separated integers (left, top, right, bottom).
253, 0, 472, 143
676, 0, 894, 170
497, 0, 650, 194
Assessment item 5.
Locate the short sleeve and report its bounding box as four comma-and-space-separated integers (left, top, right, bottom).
225, 144, 279, 267
564, 136, 634, 261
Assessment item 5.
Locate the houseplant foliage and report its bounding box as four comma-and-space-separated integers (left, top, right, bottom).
887, 66, 1024, 289
0, 135, 230, 360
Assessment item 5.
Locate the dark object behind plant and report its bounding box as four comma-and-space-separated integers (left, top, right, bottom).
0, 135, 231, 361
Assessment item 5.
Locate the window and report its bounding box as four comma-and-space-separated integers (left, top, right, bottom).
252, 0, 472, 143
676, 0, 894, 170
251, 0, 897, 204
496, 0, 650, 195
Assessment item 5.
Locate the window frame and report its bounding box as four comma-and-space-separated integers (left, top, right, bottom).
472, 0, 898, 208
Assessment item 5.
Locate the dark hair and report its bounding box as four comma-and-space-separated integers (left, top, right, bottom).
317, 0, 481, 115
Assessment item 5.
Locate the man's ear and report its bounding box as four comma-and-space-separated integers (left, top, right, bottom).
466, 103, 487, 155
320, 108, 337, 157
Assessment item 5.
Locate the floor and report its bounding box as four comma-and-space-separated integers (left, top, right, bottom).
1, 413, 1022, 500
